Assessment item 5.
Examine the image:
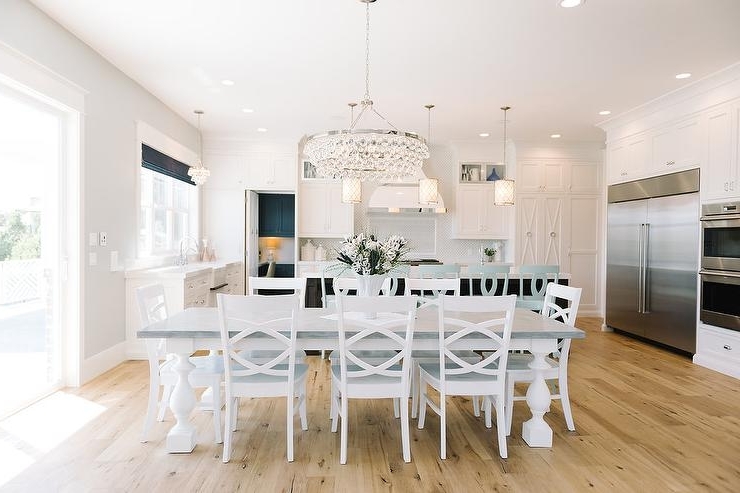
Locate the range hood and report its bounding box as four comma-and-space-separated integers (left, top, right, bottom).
367, 181, 447, 213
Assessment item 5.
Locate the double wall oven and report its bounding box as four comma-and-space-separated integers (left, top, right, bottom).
700, 201, 740, 332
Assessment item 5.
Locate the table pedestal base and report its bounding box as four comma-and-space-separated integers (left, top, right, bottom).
521, 339, 555, 447
167, 352, 197, 453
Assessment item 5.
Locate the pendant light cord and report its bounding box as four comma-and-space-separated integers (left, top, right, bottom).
364, 1, 371, 103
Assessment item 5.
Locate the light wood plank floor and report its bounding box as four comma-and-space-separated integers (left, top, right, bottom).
2, 318, 739, 492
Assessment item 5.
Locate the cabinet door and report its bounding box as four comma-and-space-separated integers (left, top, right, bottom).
570, 162, 601, 193
455, 187, 485, 237
651, 125, 677, 173
627, 135, 649, 178
517, 196, 540, 264
541, 197, 566, 267
543, 162, 568, 192
326, 183, 354, 236
568, 196, 600, 313
247, 153, 296, 190
518, 161, 542, 192
607, 140, 629, 183
674, 116, 704, 169
703, 106, 737, 200
483, 187, 509, 237
298, 184, 327, 235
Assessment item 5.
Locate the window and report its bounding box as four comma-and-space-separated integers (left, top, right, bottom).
138, 142, 199, 258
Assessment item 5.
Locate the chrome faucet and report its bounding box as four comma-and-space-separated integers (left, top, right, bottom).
176, 236, 199, 266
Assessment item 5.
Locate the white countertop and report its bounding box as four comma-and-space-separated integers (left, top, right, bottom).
124, 260, 241, 279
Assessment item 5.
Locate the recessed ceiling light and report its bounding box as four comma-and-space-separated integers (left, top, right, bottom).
479, 133, 490, 138
257, 127, 267, 132
675, 73, 692, 80
559, 0, 584, 7
550, 134, 562, 139
599, 110, 611, 116
221, 79, 235, 86
242, 108, 254, 113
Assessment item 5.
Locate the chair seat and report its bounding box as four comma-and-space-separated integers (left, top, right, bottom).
230, 363, 308, 383
241, 350, 306, 364
419, 361, 501, 382
329, 350, 398, 363
506, 353, 558, 372
411, 350, 480, 362
331, 363, 406, 397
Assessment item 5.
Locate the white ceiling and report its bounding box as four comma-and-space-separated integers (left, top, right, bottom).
29, 0, 740, 145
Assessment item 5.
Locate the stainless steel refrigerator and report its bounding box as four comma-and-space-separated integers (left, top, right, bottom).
606, 169, 699, 353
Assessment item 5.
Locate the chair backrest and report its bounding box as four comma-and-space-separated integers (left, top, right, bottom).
384, 265, 410, 296
335, 295, 417, 385
248, 276, 307, 309
405, 278, 460, 308
518, 265, 559, 312
217, 293, 300, 382
415, 264, 460, 279
319, 266, 356, 308
135, 283, 169, 366
437, 294, 517, 388
541, 283, 582, 358
467, 265, 510, 296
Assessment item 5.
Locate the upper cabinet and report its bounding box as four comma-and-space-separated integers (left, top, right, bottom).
650, 116, 704, 174
702, 103, 740, 201
519, 160, 600, 194
607, 135, 650, 184
247, 152, 296, 191
454, 184, 510, 239
258, 193, 295, 237
298, 182, 354, 237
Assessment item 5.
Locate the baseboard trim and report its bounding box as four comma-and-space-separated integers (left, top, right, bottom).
693, 353, 740, 379
81, 341, 127, 385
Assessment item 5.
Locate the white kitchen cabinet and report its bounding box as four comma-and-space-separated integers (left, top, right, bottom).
519, 160, 600, 194
454, 184, 510, 239
298, 182, 354, 237
694, 324, 740, 378
702, 103, 739, 201
650, 116, 704, 175
516, 195, 568, 268
607, 134, 649, 184
246, 152, 296, 191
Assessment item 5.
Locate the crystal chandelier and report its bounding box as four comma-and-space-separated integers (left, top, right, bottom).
188, 110, 210, 186
494, 106, 515, 206
304, 0, 429, 181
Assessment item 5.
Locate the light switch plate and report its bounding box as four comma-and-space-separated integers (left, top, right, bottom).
99, 232, 107, 247
89, 232, 98, 247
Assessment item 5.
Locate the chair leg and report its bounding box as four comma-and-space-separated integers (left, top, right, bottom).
393, 397, 400, 419
331, 382, 340, 433
417, 378, 428, 429
212, 382, 223, 444
231, 397, 239, 431
411, 361, 420, 419
222, 396, 234, 463
287, 394, 294, 462
505, 376, 515, 436
473, 395, 481, 417
340, 396, 349, 465
559, 374, 575, 431
400, 396, 410, 463
439, 392, 447, 460
484, 395, 492, 429
495, 395, 508, 459
298, 384, 308, 431
157, 384, 172, 421
140, 380, 160, 442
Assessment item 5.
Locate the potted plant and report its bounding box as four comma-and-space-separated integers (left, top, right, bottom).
483, 247, 497, 262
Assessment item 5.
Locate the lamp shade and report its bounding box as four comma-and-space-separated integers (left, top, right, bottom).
418, 178, 439, 205
342, 178, 362, 204
494, 179, 515, 206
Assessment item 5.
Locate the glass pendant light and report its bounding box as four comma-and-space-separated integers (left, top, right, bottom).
187, 110, 210, 186
494, 106, 515, 206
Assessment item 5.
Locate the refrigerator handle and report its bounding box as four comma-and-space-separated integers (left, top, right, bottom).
638, 224, 644, 313
643, 223, 650, 313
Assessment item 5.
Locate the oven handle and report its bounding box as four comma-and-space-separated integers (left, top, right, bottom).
210, 282, 229, 291
700, 270, 740, 286
701, 214, 740, 222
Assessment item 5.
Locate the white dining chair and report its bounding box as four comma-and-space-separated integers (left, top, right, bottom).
136, 283, 223, 444
217, 293, 308, 463
319, 266, 356, 309
331, 294, 417, 464
247, 276, 308, 363
417, 293, 516, 459
517, 264, 559, 312
404, 278, 482, 419
467, 264, 510, 296
505, 283, 581, 435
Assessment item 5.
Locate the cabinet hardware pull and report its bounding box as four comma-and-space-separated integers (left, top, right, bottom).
723, 344, 732, 351
666, 161, 674, 166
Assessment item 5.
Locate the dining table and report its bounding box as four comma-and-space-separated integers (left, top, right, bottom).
137, 305, 585, 453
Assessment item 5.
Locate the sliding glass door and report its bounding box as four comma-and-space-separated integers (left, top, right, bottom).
0, 85, 65, 418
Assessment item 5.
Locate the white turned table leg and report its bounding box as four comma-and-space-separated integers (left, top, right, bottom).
167, 352, 197, 453
198, 350, 220, 410
522, 338, 555, 447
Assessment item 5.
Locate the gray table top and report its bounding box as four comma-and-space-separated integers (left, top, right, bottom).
138, 307, 585, 341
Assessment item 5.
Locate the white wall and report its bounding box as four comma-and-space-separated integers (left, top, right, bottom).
0, 0, 198, 378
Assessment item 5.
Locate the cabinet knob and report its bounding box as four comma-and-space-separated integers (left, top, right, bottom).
724, 344, 732, 351
725, 182, 729, 191
526, 232, 532, 237
550, 232, 556, 237
621, 172, 627, 177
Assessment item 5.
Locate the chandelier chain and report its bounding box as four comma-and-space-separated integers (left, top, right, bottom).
364, 1, 371, 102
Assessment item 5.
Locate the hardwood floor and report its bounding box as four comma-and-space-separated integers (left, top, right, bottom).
2, 318, 739, 492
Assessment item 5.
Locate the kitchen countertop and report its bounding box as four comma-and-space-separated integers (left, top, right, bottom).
124, 260, 241, 279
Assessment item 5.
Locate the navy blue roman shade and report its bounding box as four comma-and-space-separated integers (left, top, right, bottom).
141, 143, 195, 186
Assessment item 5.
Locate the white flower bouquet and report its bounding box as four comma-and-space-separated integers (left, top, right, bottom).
335, 233, 409, 276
